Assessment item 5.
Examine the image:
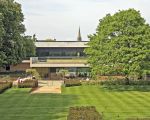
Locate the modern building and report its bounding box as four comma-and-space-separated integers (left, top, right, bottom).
1, 28, 90, 80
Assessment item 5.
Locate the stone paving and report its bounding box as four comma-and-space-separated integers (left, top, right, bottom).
31, 80, 63, 94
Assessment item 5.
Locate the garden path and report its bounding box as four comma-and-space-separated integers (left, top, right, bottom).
31, 80, 63, 94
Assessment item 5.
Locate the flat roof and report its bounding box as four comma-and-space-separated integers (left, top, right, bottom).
35, 41, 89, 48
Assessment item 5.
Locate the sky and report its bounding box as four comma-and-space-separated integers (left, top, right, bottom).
15, 0, 150, 41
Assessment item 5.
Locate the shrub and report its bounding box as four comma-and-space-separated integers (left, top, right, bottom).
26, 69, 40, 79
81, 79, 150, 87
64, 80, 81, 87
18, 80, 38, 88
126, 118, 150, 120
100, 79, 150, 86
0, 82, 12, 93
67, 106, 102, 120
82, 80, 101, 86
58, 69, 69, 80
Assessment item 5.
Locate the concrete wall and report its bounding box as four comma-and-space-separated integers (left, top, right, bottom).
0, 63, 30, 72
10, 63, 30, 71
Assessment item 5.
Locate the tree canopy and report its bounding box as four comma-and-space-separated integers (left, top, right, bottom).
85, 9, 150, 80
0, 0, 35, 67
0, 13, 5, 65
23, 35, 36, 58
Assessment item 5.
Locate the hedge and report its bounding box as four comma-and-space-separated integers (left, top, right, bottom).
126, 118, 150, 120
81, 79, 150, 87
18, 80, 38, 88
82, 80, 101, 86
0, 82, 12, 93
100, 79, 150, 86
67, 106, 102, 120
64, 80, 81, 87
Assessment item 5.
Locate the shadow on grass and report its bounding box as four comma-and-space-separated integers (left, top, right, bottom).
0, 88, 79, 120
30, 94, 78, 120
102, 85, 150, 92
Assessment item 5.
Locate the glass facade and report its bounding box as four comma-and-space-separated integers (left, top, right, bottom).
34, 42, 90, 79
36, 47, 86, 57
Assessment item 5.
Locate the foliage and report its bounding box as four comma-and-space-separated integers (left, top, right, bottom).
23, 35, 36, 57
0, 8, 5, 66
82, 79, 150, 86
100, 79, 150, 86
0, 82, 12, 93
64, 80, 81, 87
126, 118, 150, 120
0, 71, 26, 80
0, 0, 35, 67
59, 69, 69, 80
85, 9, 150, 80
26, 69, 40, 79
67, 106, 102, 120
18, 80, 38, 88
82, 80, 101, 86
45, 38, 56, 41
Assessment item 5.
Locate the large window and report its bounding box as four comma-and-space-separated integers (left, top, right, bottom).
36, 47, 86, 57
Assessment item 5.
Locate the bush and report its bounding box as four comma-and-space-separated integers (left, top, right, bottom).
82, 80, 102, 86
67, 106, 102, 120
26, 69, 40, 79
126, 118, 150, 120
0, 82, 12, 93
100, 79, 150, 86
64, 80, 81, 87
18, 80, 38, 88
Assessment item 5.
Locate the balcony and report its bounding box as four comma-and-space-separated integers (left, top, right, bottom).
30, 57, 89, 68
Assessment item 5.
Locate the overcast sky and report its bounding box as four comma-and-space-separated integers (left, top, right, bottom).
15, 0, 150, 41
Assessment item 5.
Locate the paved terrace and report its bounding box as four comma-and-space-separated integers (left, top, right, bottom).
31, 80, 63, 94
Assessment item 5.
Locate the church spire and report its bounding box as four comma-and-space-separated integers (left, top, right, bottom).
77, 27, 82, 41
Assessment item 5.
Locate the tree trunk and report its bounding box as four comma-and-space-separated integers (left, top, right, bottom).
125, 76, 130, 85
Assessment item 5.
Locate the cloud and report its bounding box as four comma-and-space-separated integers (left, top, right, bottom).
16, 0, 150, 40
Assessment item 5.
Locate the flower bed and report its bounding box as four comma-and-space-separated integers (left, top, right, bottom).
0, 82, 12, 93
64, 80, 81, 87
67, 106, 102, 120
18, 80, 38, 88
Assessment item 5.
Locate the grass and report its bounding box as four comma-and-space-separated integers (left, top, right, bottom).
1, 86, 150, 120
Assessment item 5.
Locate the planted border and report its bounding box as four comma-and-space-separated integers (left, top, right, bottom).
67, 106, 102, 120
126, 118, 150, 120
64, 80, 81, 87
18, 80, 38, 88
0, 82, 12, 93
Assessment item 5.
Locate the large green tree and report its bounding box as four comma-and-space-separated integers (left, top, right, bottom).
23, 35, 36, 58
0, 0, 35, 68
0, 13, 5, 65
85, 9, 150, 80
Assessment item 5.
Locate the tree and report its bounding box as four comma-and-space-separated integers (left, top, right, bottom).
85, 9, 150, 80
26, 69, 40, 80
0, 13, 5, 65
23, 35, 36, 58
59, 69, 69, 80
0, 0, 35, 68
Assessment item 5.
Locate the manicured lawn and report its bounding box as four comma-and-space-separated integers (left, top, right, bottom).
1, 86, 150, 120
